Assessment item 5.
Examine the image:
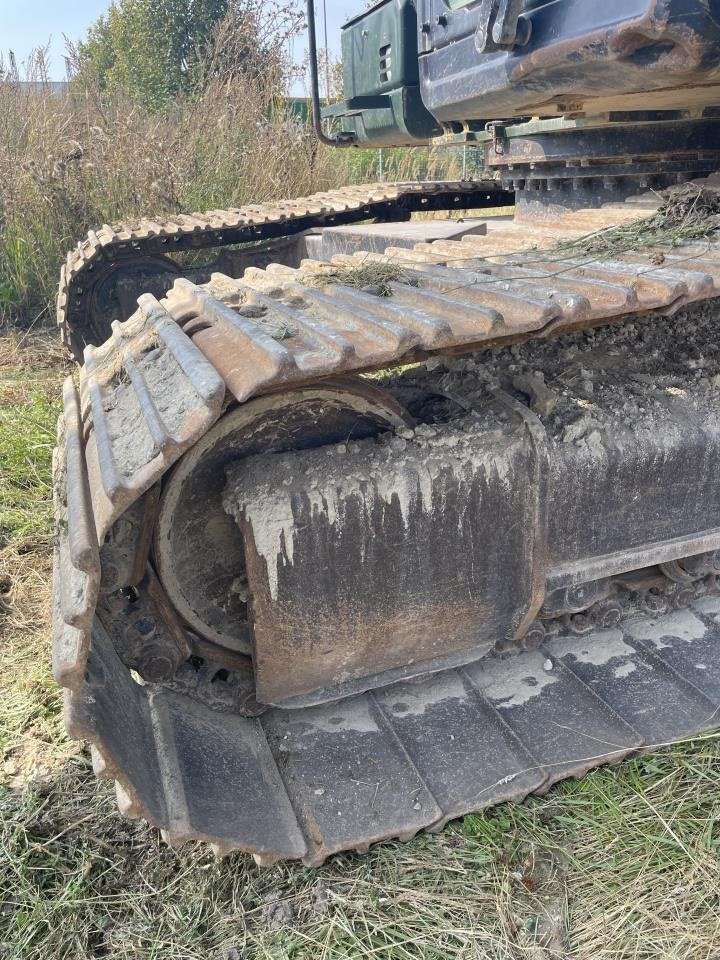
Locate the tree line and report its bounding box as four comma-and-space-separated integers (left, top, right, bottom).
74, 0, 305, 110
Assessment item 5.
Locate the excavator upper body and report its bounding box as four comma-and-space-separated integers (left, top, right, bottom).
53, 0, 720, 864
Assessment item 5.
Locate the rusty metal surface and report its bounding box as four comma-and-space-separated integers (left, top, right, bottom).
70, 205, 720, 620
52, 197, 720, 863
229, 397, 545, 708
420, 0, 720, 121
180, 226, 720, 389
79, 297, 226, 541
222, 361, 720, 708
103, 228, 719, 424
57, 180, 510, 359
52, 379, 100, 690
153, 380, 413, 655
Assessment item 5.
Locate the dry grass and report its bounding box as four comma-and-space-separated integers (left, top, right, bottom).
0, 42, 475, 334
1, 334, 719, 960
0, 332, 70, 791
554, 184, 720, 260
304, 261, 413, 297
0, 44, 349, 330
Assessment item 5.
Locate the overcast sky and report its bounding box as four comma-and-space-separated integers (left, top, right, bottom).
0, 0, 360, 83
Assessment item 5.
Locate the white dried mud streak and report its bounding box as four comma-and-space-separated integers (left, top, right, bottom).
223, 415, 515, 600
223, 297, 720, 607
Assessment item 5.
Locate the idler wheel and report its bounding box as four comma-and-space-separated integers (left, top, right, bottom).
153, 379, 412, 656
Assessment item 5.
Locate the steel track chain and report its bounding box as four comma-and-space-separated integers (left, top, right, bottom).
57, 180, 508, 359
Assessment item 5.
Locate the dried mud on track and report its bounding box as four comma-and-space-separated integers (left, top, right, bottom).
1, 331, 720, 960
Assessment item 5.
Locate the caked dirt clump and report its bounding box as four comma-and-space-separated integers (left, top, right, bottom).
393, 296, 720, 444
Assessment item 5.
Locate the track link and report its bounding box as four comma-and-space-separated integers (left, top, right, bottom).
63, 594, 720, 867
57, 180, 510, 360
54, 194, 720, 864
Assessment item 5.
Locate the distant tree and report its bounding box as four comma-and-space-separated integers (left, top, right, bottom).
75, 0, 301, 110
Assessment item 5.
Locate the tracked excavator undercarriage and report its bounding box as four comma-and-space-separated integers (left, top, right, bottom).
52, 0, 720, 864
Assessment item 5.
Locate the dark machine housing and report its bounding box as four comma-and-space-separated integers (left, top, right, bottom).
329, 0, 720, 146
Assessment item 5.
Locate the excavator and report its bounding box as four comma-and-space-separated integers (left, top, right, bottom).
53, 0, 720, 864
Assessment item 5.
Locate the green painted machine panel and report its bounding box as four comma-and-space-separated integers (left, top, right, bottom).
325, 0, 441, 147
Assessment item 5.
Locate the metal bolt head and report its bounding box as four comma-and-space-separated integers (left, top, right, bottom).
495, 636, 516, 654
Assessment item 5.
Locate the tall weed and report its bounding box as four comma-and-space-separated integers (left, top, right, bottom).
0, 37, 344, 327
0, 32, 469, 328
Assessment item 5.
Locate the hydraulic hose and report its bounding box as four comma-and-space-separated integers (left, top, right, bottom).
306, 0, 355, 147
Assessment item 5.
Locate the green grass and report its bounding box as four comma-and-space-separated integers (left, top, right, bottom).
1, 335, 719, 960
0, 389, 59, 546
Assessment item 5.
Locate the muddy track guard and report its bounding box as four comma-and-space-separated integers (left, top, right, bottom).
54, 194, 720, 864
